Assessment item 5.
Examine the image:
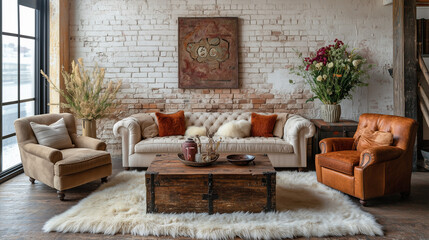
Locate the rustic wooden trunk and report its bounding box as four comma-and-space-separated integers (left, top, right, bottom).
145, 154, 276, 214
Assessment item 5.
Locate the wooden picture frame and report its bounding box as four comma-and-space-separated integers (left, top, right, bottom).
178, 17, 239, 89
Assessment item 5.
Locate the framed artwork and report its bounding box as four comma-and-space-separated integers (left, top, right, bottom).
178, 17, 239, 89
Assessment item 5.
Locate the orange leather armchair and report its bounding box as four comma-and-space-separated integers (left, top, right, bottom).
315, 113, 417, 205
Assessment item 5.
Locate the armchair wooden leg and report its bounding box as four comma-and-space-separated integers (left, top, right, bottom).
124, 167, 130, 171
29, 177, 35, 184
101, 177, 108, 183
57, 191, 65, 201
359, 199, 368, 206
401, 191, 410, 199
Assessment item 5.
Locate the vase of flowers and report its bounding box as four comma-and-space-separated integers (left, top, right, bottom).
41, 58, 122, 138
292, 39, 371, 122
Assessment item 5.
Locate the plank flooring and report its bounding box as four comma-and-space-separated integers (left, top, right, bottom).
0, 157, 428, 240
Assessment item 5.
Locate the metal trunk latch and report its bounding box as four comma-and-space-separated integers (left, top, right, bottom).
202, 173, 218, 215
263, 171, 275, 212
147, 171, 159, 213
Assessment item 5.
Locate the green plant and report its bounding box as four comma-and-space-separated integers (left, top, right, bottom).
291, 39, 372, 105
41, 58, 122, 120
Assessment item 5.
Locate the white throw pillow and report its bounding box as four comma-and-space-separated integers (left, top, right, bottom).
30, 118, 74, 149
185, 126, 207, 137
215, 120, 251, 138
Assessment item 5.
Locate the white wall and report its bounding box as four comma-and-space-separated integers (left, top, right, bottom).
68, 0, 394, 154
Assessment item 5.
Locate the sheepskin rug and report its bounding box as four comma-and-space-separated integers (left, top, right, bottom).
43, 171, 383, 239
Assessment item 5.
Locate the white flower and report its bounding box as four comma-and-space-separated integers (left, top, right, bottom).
328, 62, 334, 68
316, 75, 323, 82
323, 74, 327, 80
352, 60, 361, 67
347, 58, 351, 62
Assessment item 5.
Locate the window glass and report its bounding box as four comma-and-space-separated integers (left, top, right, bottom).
2, 104, 18, 137
2, 136, 20, 171
19, 5, 35, 37
20, 101, 35, 118
20, 38, 35, 99
2, 35, 18, 102
2, 0, 18, 34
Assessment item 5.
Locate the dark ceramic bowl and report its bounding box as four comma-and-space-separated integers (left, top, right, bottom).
226, 154, 255, 166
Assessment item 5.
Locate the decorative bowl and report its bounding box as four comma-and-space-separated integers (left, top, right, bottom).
177, 153, 219, 167
226, 154, 255, 166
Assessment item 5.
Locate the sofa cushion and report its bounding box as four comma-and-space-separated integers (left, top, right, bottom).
55, 148, 111, 176
30, 118, 74, 149
185, 126, 207, 137
251, 113, 277, 137
273, 113, 288, 138
134, 136, 294, 154
356, 128, 393, 152
130, 113, 158, 138
215, 120, 251, 138
317, 150, 361, 176
155, 111, 186, 137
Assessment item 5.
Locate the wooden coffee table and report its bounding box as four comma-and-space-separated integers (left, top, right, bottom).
145, 153, 276, 214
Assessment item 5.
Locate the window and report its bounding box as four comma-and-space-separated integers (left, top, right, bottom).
0, 0, 48, 179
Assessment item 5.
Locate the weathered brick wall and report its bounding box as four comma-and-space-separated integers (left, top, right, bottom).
69, 0, 393, 156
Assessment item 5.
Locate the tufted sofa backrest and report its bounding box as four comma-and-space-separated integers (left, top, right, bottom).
353, 113, 417, 151
150, 112, 282, 135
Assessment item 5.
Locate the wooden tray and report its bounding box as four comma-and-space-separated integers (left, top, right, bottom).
177, 153, 219, 167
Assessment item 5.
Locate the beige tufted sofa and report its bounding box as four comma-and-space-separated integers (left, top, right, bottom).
113, 112, 315, 168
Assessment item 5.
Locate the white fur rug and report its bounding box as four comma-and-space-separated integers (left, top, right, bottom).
43, 171, 383, 239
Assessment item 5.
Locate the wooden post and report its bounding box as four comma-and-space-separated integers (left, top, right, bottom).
49, 0, 69, 113
393, 0, 418, 169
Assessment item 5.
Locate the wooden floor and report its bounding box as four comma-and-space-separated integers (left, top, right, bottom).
1, 158, 428, 240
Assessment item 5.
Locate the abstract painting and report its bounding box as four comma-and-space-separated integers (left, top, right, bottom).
178, 17, 238, 89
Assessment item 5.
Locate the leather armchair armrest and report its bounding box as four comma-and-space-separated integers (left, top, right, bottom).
319, 137, 354, 153
359, 146, 404, 168
72, 135, 107, 151
22, 143, 63, 163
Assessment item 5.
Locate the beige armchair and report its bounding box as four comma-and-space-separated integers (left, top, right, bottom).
14, 113, 112, 200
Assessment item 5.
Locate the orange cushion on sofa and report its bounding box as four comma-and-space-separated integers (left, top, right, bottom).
251, 113, 277, 137
356, 128, 393, 152
155, 111, 186, 137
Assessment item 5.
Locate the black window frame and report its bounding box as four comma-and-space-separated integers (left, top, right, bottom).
0, 0, 49, 183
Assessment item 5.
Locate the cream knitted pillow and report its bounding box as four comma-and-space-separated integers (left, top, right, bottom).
30, 118, 74, 149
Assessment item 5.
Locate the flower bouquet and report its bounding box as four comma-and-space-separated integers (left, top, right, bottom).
292, 39, 371, 122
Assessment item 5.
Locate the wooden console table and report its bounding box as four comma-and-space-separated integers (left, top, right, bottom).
309, 119, 358, 170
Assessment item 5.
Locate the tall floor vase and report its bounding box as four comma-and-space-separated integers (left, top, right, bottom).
82, 119, 97, 138
320, 104, 341, 123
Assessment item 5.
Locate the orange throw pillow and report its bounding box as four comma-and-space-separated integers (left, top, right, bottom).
356, 128, 393, 152
251, 113, 278, 137
155, 111, 186, 137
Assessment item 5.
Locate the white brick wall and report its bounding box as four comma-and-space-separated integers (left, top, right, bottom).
69, 0, 393, 156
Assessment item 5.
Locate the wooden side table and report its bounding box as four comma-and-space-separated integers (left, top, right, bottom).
308, 119, 358, 170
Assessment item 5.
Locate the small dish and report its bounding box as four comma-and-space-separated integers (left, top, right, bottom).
177, 153, 219, 167
226, 154, 255, 166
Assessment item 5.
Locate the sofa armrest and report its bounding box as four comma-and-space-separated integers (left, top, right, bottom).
113, 117, 142, 167
22, 143, 63, 163
360, 146, 404, 168
283, 115, 316, 167
71, 135, 106, 151
319, 138, 355, 153
284, 115, 316, 142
